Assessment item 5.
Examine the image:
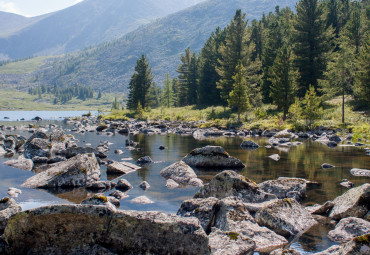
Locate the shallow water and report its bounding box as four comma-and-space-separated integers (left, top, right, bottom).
0, 120, 369, 254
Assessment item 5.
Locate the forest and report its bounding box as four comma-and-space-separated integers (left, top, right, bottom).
122, 0, 369, 132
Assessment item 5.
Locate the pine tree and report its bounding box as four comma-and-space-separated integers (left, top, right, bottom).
187, 53, 198, 105
228, 61, 250, 122
162, 73, 174, 108
97, 90, 102, 99
172, 78, 181, 107
269, 46, 296, 120
354, 38, 370, 105
176, 48, 192, 106
217, 9, 249, 104
343, 3, 363, 54
293, 0, 333, 97
302, 85, 323, 128
112, 97, 120, 110
126, 55, 153, 110
147, 82, 161, 109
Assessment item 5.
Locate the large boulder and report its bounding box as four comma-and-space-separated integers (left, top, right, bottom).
258, 177, 308, 201
4, 156, 33, 171
328, 217, 370, 243
350, 168, 370, 178
182, 146, 245, 168
0, 197, 22, 234
65, 147, 95, 159
22, 153, 100, 189
4, 204, 211, 255
194, 170, 276, 203
328, 183, 370, 220
315, 234, 370, 255
23, 138, 51, 159
160, 161, 203, 187
177, 197, 219, 233
208, 229, 256, 255
255, 199, 317, 238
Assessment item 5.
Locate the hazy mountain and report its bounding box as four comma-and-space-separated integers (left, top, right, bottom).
0, 0, 205, 59
36, 0, 297, 92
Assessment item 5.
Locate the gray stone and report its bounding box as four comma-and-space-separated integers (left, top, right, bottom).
23, 138, 51, 159
107, 161, 137, 175
160, 161, 203, 187
65, 146, 95, 159
114, 149, 123, 154
311, 201, 335, 216
329, 183, 370, 220
138, 181, 150, 191
208, 229, 255, 255
183, 146, 245, 169
270, 248, 302, 255
109, 190, 128, 200
350, 168, 370, 178
328, 217, 370, 243
258, 178, 307, 201
115, 179, 133, 191
32, 156, 49, 164
255, 199, 317, 238
240, 140, 259, 150
81, 194, 116, 209
322, 163, 335, 169
177, 197, 219, 233
0, 197, 22, 234
130, 196, 154, 205
22, 153, 100, 189
340, 179, 354, 189
166, 179, 179, 189
7, 188, 21, 198
86, 181, 116, 191
194, 170, 277, 203
4, 156, 33, 171
268, 154, 280, 161
137, 156, 154, 165
49, 128, 66, 143
314, 234, 370, 255
107, 196, 120, 208
315, 136, 338, 147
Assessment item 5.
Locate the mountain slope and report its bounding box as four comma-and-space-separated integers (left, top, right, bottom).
0, 0, 205, 59
36, 0, 297, 92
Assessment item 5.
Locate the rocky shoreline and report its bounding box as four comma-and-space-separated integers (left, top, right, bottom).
0, 117, 369, 254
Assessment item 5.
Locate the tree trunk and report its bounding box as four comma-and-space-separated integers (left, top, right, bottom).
342, 88, 345, 124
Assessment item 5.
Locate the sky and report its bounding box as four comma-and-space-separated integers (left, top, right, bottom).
0, 0, 84, 17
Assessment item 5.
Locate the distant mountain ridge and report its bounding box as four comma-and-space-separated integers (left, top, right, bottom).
36, 0, 298, 92
0, 0, 205, 59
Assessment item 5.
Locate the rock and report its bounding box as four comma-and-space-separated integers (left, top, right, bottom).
4, 204, 209, 254
49, 128, 66, 143
258, 178, 308, 201
86, 181, 115, 191
329, 183, 370, 220
109, 190, 128, 200
32, 156, 49, 164
4, 156, 33, 171
160, 161, 203, 187
329, 135, 342, 143
166, 179, 180, 189
22, 153, 100, 189
350, 168, 370, 177
274, 129, 297, 139
107, 161, 137, 175
340, 179, 354, 189
270, 248, 302, 255
114, 149, 123, 154
107, 196, 120, 208
0, 197, 22, 234
339, 234, 370, 255
322, 163, 335, 169
194, 170, 276, 203
65, 146, 95, 158
208, 229, 256, 255
214, 197, 288, 253
313, 245, 342, 254
182, 146, 245, 169
177, 197, 219, 233
139, 181, 151, 190
268, 154, 280, 161
240, 140, 259, 150
115, 179, 133, 191
328, 217, 370, 243
7, 188, 21, 198
81, 194, 116, 209
130, 196, 154, 205
23, 138, 52, 159
159, 145, 165, 150
255, 199, 317, 238
47, 156, 67, 164
137, 156, 154, 165
311, 201, 335, 216
315, 136, 338, 147
96, 125, 108, 132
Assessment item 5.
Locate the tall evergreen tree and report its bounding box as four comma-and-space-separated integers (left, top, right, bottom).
147, 82, 161, 108
176, 48, 192, 106
217, 9, 249, 104
343, 3, 363, 54
162, 73, 174, 108
269, 46, 296, 120
293, 0, 333, 97
354, 38, 370, 105
187, 53, 199, 105
126, 55, 153, 110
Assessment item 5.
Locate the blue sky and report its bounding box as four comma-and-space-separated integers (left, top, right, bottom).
0, 0, 83, 17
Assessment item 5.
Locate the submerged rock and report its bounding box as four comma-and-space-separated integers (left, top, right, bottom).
137, 156, 154, 165
328, 183, 370, 220
340, 179, 354, 189
138, 181, 151, 191
255, 198, 317, 238
3, 204, 210, 254
109, 190, 128, 200
182, 146, 245, 168
350, 168, 370, 178
194, 170, 276, 203
166, 179, 180, 189
321, 163, 335, 169
107, 161, 138, 175
22, 153, 100, 189
258, 177, 308, 201
4, 156, 33, 171
86, 181, 116, 191
328, 217, 370, 243
160, 161, 203, 187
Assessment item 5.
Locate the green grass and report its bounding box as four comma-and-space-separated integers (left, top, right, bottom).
0, 89, 118, 111
0, 57, 54, 75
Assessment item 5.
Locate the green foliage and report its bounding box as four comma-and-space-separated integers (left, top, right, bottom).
301, 85, 323, 128
354, 38, 370, 106
161, 73, 175, 108
135, 102, 145, 120
351, 123, 370, 143
112, 97, 120, 110
254, 108, 268, 120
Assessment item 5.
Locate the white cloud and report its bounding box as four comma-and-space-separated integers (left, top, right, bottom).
0, 1, 21, 14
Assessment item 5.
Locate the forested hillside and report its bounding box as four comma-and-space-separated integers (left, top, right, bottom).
0, 0, 205, 59
33, 0, 297, 92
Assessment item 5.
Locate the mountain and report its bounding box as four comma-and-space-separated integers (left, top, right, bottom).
35, 0, 297, 92
0, 0, 205, 59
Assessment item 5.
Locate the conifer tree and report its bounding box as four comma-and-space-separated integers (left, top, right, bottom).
176, 48, 192, 106
302, 85, 323, 128
228, 61, 250, 122
217, 9, 249, 104
354, 38, 370, 105
162, 73, 174, 108
187, 53, 199, 105
269, 46, 296, 120
293, 0, 333, 97
126, 55, 153, 110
